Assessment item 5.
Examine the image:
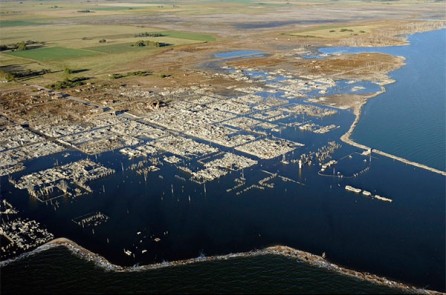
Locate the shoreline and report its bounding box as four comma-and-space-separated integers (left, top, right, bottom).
1, 237, 443, 294
341, 91, 446, 176
339, 74, 446, 178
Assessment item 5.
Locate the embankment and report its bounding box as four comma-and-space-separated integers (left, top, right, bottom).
1, 237, 442, 294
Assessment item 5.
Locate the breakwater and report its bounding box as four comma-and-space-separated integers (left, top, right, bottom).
340, 87, 446, 177
342, 112, 446, 176
1, 237, 441, 294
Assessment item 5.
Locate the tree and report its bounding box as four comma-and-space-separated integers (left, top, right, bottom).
4, 72, 15, 82
133, 40, 146, 47
16, 41, 27, 51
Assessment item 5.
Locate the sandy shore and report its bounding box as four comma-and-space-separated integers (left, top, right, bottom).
1, 237, 443, 294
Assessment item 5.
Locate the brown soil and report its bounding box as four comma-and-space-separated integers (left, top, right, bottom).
227, 52, 405, 83
308, 94, 369, 112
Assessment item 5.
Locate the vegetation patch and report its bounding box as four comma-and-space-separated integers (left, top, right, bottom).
0, 68, 50, 81
63, 67, 89, 75
86, 43, 148, 54
0, 40, 44, 52
92, 6, 142, 11
109, 70, 152, 79
134, 32, 166, 37
131, 40, 170, 47
48, 77, 89, 90
8, 47, 100, 61
0, 20, 44, 27
290, 25, 375, 39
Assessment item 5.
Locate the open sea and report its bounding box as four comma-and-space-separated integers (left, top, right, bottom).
1, 29, 445, 294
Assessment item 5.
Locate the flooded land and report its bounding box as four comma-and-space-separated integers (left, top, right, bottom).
0, 0, 445, 293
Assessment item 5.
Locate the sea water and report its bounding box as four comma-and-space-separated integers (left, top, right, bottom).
320, 29, 446, 171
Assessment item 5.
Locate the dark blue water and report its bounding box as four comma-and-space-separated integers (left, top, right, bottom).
1, 247, 406, 294
320, 29, 446, 171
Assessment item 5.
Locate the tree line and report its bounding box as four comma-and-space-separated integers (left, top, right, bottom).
0, 40, 44, 52
131, 40, 170, 48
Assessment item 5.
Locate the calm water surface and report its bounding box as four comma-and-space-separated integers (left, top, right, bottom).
321, 29, 446, 171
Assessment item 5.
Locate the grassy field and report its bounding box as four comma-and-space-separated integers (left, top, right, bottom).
85, 43, 142, 54
0, 0, 216, 83
8, 47, 101, 62
0, 20, 48, 27
289, 24, 386, 39
91, 6, 146, 11
0, 0, 443, 86
1, 25, 157, 46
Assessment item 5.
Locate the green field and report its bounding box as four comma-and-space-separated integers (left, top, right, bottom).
9, 47, 101, 62
289, 24, 382, 39
0, 20, 46, 27
86, 43, 149, 54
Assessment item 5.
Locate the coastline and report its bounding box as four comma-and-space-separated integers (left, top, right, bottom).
341, 91, 446, 176
339, 74, 446, 177
1, 237, 442, 294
